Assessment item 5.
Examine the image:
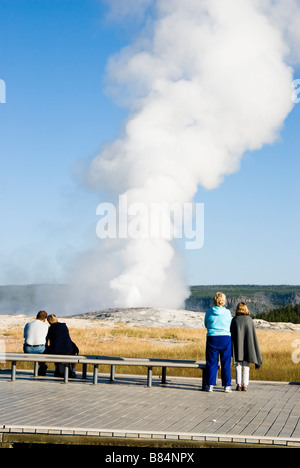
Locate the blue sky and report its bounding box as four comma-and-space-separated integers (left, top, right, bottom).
0, 0, 299, 287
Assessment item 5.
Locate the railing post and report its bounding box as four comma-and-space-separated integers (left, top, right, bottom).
147, 367, 152, 387
161, 367, 167, 384
34, 362, 39, 377
11, 361, 16, 381
110, 365, 115, 381
64, 364, 69, 384
93, 365, 98, 385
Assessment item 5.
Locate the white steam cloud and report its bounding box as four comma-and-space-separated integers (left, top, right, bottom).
66, 0, 299, 314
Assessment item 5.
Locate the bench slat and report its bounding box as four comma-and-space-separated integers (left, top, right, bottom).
1, 353, 80, 363
79, 357, 206, 368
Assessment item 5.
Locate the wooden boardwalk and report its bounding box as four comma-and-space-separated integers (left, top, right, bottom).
0, 370, 299, 447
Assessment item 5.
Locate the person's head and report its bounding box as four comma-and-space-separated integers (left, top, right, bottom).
236, 302, 250, 316
47, 314, 58, 325
36, 310, 47, 321
213, 292, 226, 307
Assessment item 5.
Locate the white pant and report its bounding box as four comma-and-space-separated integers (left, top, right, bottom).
235, 361, 250, 386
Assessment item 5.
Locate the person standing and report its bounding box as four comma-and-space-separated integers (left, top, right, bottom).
204, 292, 232, 392
230, 302, 262, 391
23, 310, 49, 375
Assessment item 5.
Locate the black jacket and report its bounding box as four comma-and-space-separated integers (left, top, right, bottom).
46, 322, 79, 355
230, 315, 262, 368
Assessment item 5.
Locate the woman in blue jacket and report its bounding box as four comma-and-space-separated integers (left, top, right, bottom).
204, 292, 232, 392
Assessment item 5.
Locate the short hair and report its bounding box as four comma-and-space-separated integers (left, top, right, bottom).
236, 302, 250, 316
213, 292, 226, 307
47, 314, 58, 325
36, 310, 47, 320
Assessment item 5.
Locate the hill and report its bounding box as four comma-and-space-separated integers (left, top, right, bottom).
0, 284, 66, 315
186, 285, 300, 316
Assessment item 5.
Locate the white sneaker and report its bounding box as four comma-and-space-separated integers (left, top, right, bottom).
205, 385, 214, 392
224, 386, 232, 393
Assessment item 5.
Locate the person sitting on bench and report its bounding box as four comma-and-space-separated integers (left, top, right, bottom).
23, 310, 49, 376
46, 314, 79, 378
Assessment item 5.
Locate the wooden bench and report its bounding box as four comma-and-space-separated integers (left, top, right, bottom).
79, 356, 208, 390
0, 352, 81, 384
1, 353, 209, 390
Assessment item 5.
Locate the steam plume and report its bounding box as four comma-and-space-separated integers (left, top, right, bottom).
67, 0, 299, 313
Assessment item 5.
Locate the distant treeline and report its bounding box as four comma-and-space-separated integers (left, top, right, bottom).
186, 284, 300, 317
189, 284, 300, 298
256, 304, 300, 324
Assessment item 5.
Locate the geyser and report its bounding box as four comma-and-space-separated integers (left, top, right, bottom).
67, 0, 300, 313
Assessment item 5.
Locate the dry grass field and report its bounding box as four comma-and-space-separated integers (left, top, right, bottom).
1, 321, 299, 382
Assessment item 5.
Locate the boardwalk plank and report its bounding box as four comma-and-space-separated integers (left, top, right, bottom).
0, 372, 299, 446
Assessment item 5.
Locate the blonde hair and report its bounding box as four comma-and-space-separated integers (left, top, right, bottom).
236, 302, 250, 316
213, 292, 226, 307
47, 314, 58, 325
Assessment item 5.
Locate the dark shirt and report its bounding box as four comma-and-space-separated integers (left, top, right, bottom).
46, 322, 78, 355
